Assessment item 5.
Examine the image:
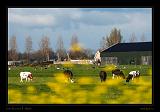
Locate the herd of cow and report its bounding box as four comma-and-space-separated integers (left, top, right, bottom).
99, 69, 140, 83
19, 68, 140, 83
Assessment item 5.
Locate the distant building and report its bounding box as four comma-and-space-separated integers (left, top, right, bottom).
100, 42, 152, 65
8, 61, 22, 66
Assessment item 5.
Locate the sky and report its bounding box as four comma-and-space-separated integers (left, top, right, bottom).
8, 8, 152, 53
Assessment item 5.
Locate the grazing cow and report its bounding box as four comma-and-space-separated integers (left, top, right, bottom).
112, 69, 125, 79
126, 71, 140, 82
63, 69, 74, 83
20, 72, 33, 82
99, 71, 107, 82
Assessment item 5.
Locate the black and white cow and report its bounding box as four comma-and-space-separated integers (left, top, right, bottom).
20, 72, 33, 82
126, 71, 140, 82
63, 69, 74, 83
112, 69, 125, 79
99, 71, 107, 82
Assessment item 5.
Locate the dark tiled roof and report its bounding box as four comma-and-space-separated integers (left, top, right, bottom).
101, 42, 152, 53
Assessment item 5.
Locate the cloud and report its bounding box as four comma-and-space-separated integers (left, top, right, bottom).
8, 8, 135, 28
8, 8, 152, 52
8, 13, 56, 27
8, 8, 83, 29
8, 8, 151, 31
77, 11, 131, 26
116, 12, 152, 38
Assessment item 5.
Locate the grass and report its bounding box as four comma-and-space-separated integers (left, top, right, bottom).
8, 64, 152, 104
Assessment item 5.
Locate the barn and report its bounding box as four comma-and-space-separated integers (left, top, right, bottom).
100, 42, 152, 65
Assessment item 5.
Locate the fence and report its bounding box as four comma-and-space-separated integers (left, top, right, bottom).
54, 60, 93, 64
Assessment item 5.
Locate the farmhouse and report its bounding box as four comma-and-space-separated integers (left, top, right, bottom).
100, 42, 152, 65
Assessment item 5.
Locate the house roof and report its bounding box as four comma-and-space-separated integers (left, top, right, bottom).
101, 42, 152, 53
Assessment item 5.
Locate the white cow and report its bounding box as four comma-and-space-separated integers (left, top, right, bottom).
20, 72, 33, 82
128, 71, 140, 80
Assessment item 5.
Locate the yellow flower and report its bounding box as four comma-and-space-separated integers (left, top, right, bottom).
8, 89, 22, 103
70, 43, 83, 52
27, 86, 36, 94
78, 77, 94, 84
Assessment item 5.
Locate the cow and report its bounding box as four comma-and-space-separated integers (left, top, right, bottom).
20, 72, 33, 82
99, 71, 107, 82
63, 68, 74, 83
126, 71, 140, 82
112, 69, 125, 79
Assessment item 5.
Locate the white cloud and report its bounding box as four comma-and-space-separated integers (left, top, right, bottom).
8, 8, 151, 31
118, 12, 152, 34
8, 8, 83, 28
8, 8, 152, 52
8, 8, 131, 28
8, 13, 56, 26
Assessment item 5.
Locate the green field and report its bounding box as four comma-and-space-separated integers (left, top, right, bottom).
8, 64, 152, 104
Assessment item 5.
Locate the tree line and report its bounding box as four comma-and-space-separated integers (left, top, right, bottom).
8, 27, 146, 64
8, 34, 95, 64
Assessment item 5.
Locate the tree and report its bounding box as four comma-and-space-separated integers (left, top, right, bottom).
29, 48, 56, 63
100, 36, 107, 50
69, 34, 85, 59
8, 35, 18, 61
31, 50, 43, 63
100, 28, 123, 50
39, 36, 50, 61
25, 36, 32, 64
56, 35, 66, 61
70, 34, 82, 53
140, 33, 146, 42
106, 28, 123, 46
48, 48, 56, 61
84, 48, 94, 59
129, 32, 137, 42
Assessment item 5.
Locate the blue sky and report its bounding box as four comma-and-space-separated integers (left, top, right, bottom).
8, 8, 152, 53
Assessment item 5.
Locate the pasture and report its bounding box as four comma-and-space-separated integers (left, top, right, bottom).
8, 64, 152, 104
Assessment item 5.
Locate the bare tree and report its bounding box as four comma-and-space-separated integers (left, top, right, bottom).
8, 35, 18, 61
25, 36, 32, 64
84, 48, 94, 59
140, 33, 146, 42
56, 35, 66, 61
129, 32, 137, 42
100, 36, 107, 50
39, 36, 50, 61
107, 28, 123, 46
31, 50, 43, 63
100, 28, 123, 49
